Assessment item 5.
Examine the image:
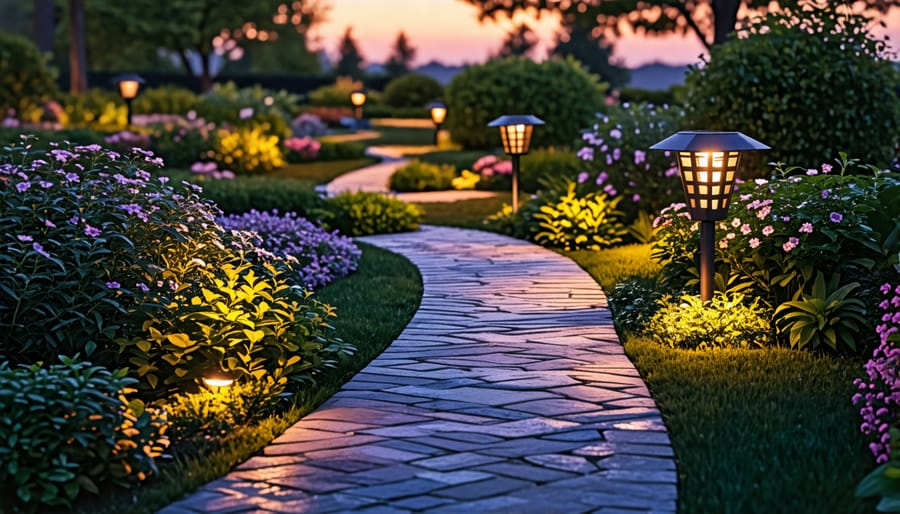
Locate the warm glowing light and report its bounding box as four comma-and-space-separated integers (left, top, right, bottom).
350, 90, 367, 107
118, 80, 141, 99
488, 116, 544, 156
203, 372, 235, 388
430, 106, 447, 124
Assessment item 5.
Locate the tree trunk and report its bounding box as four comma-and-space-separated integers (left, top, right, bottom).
68, 0, 87, 93
33, 0, 54, 54
711, 0, 741, 45
199, 52, 212, 93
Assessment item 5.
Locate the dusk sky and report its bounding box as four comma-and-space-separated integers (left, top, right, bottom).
315, 0, 900, 68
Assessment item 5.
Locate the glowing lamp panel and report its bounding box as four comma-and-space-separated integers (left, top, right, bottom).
678, 151, 740, 219
499, 124, 534, 155
350, 92, 367, 107
119, 80, 141, 99
430, 107, 447, 124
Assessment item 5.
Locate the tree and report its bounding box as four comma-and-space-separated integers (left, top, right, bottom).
385, 31, 416, 77
68, 0, 87, 93
495, 22, 538, 58
335, 26, 364, 79
551, 21, 629, 89
87, 0, 330, 91
459, 0, 898, 51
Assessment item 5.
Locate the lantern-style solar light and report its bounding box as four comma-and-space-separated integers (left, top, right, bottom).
650, 130, 769, 302
427, 101, 447, 146
487, 114, 545, 213
350, 88, 367, 125
115, 73, 144, 126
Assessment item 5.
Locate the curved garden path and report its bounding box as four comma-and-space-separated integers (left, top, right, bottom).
161, 225, 676, 514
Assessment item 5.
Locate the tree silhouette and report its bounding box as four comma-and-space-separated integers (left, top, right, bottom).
495, 22, 538, 58
385, 31, 416, 77
335, 26, 364, 79
551, 22, 629, 89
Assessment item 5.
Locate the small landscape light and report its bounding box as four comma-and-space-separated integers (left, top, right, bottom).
650, 130, 769, 302
350, 88, 367, 123
487, 114, 545, 213
203, 370, 235, 389
428, 100, 447, 146
114, 73, 145, 126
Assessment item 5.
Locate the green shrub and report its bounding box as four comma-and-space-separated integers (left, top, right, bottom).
0, 33, 58, 122
164, 379, 283, 440
389, 159, 456, 192
607, 276, 671, 334
307, 77, 364, 107
0, 356, 167, 512
196, 82, 296, 138
0, 127, 105, 149
618, 85, 686, 106
148, 118, 216, 168
213, 125, 285, 174
133, 85, 199, 115
684, 5, 900, 176
652, 157, 900, 353
322, 192, 421, 235
520, 147, 583, 193
445, 56, 606, 149
646, 293, 773, 349
317, 140, 366, 161
382, 73, 444, 108
187, 175, 323, 215
60, 88, 125, 129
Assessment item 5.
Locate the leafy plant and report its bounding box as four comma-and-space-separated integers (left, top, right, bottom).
533, 181, 626, 251
164, 379, 284, 440
445, 56, 606, 149
645, 292, 773, 349
519, 147, 583, 193
321, 192, 421, 236
685, 4, 900, 176
60, 88, 126, 129
382, 73, 443, 108
627, 210, 661, 244
0, 356, 167, 512
133, 85, 199, 115
213, 125, 285, 174
307, 76, 364, 107
389, 159, 456, 192
183, 173, 323, 215
0, 32, 58, 123
775, 272, 868, 352
607, 276, 671, 335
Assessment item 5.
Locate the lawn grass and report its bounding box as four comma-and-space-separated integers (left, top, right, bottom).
268, 158, 377, 184
566, 246, 876, 514
79, 243, 422, 514
416, 193, 510, 230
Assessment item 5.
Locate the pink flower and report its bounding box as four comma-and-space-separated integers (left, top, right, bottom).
749, 238, 760, 248
799, 222, 813, 234
577, 172, 589, 184
719, 239, 729, 249
472, 155, 498, 172
782, 236, 800, 252
806, 168, 818, 176
821, 163, 833, 174
740, 224, 751, 235
731, 218, 742, 228
493, 160, 513, 175
762, 226, 774, 236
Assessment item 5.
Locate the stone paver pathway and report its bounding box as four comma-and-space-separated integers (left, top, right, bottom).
161, 226, 676, 514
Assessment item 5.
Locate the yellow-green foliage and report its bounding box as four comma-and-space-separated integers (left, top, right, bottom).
452, 170, 481, 190
165, 379, 282, 440
389, 159, 456, 192
214, 126, 285, 174
60, 88, 127, 128
308, 76, 365, 107
646, 293, 772, 350
534, 182, 626, 251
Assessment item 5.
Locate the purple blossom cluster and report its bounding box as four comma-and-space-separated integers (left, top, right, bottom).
190, 161, 235, 180
854, 283, 900, 464
217, 210, 361, 290
103, 131, 152, 153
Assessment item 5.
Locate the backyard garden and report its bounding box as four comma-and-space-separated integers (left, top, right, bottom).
1, 3, 900, 514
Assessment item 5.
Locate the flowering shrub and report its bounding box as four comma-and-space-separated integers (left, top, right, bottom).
147, 116, 217, 168
213, 125, 285, 174
190, 160, 235, 180
854, 283, 900, 511
290, 113, 327, 138
322, 192, 422, 236
103, 130, 152, 153
471, 154, 512, 190
389, 160, 456, 192
576, 102, 684, 220
218, 210, 361, 290
284, 136, 321, 163
645, 292, 773, 349
0, 356, 167, 512
652, 156, 900, 352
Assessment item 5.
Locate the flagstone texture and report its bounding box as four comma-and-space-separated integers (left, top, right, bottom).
161, 225, 676, 513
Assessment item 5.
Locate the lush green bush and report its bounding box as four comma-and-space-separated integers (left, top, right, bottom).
148, 118, 216, 168
607, 276, 671, 334
0, 32, 58, 122
0, 127, 105, 149
187, 174, 323, 215
0, 356, 167, 512
520, 147, 583, 193
133, 85, 199, 115
317, 140, 366, 161
307, 77, 364, 107
60, 88, 125, 129
213, 125, 285, 174
576, 102, 685, 221
445, 56, 606, 149
382, 73, 444, 108
322, 192, 421, 236
646, 293, 773, 349
618, 85, 685, 106
165, 380, 282, 440
196, 82, 296, 138
389, 159, 456, 192
652, 157, 900, 353
684, 5, 900, 176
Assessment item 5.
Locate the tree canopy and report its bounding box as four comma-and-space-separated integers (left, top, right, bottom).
385, 31, 416, 77
495, 22, 539, 58
335, 26, 364, 79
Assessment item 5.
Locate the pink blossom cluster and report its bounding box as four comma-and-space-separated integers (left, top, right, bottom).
284, 136, 321, 160
190, 161, 235, 180
853, 283, 900, 464
472, 155, 512, 177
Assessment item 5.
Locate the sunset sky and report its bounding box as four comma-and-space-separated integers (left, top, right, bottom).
314, 0, 900, 68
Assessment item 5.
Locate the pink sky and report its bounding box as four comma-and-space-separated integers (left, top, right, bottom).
314, 0, 900, 68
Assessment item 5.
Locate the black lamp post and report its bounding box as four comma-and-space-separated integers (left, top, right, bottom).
487, 114, 544, 213
115, 73, 144, 126
650, 131, 769, 302
350, 88, 367, 127
428, 101, 447, 146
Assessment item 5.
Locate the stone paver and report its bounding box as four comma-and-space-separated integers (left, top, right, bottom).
161, 225, 675, 513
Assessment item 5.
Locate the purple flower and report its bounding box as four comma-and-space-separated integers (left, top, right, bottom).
39, 181, 53, 189
821, 163, 833, 174
595, 171, 608, 185
17, 234, 33, 242
806, 168, 818, 176
32, 242, 50, 259
576, 146, 594, 161
136, 282, 150, 292
84, 224, 101, 237
16, 181, 31, 192
830, 212, 843, 223
106, 281, 121, 289
822, 189, 831, 199
782, 236, 800, 252
577, 172, 589, 184
609, 128, 622, 139
64, 172, 79, 183
632, 193, 641, 203
634, 150, 646, 165
799, 222, 813, 234
118, 203, 143, 216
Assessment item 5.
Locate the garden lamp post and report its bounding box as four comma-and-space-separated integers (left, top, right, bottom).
487, 114, 544, 213
428, 101, 447, 146
350, 88, 367, 127
115, 73, 144, 126
650, 131, 769, 302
